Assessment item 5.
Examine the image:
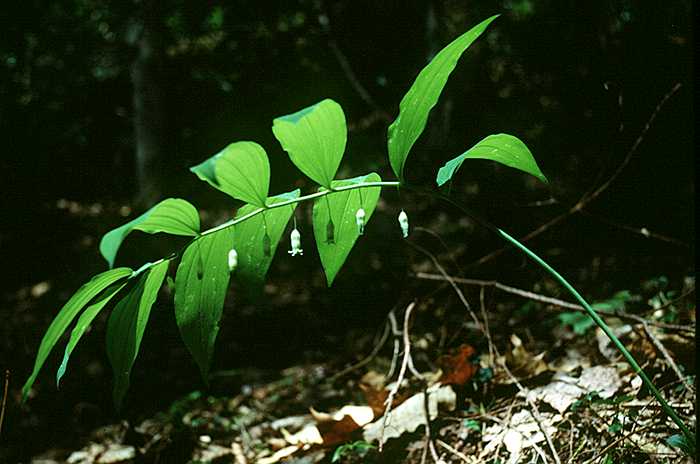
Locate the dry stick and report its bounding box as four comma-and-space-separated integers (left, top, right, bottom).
380, 301, 417, 452
327, 319, 391, 383
580, 423, 661, 464
479, 288, 562, 464
479, 287, 496, 367
387, 309, 401, 379
419, 270, 694, 391
407, 242, 483, 332
578, 210, 691, 249
0, 370, 9, 437
436, 439, 470, 463
420, 382, 440, 464
469, 82, 683, 269
414, 272, 695, 333
636, 320, 694, 393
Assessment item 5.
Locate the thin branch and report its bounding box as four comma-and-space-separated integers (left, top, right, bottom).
469, 83, 683, 268
637, 320, 694, 393
436, 439, 470, 462
480, 290, 562, 464
380, 301, 416, 452
327, 319, 391, 383
579, 210, 691, 249
328, 40, 390, 121
414, 272, 695, 333
406, 241, 482, 332
0, 370, 9, 437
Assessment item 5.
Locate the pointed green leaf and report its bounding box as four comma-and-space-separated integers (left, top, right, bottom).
22, 267, 133, 401
388, 15, 499, 181
56, 280, 130, 386
100, 199, 200, 268
106, 260, 169, 409
272, 99, 347, 188
174, 228, 234, 381
436, 133, 548, 186
190, 141, 270, 207
233, 189, 300, 290
312, 173, 381, 286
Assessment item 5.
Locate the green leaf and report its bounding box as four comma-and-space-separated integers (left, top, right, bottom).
56, 279, 130, 386
190, 141, 271, 207
106, 260, 169, 409
22, 267, 133, 401
174, 228, 234, 382
557, 311, 595, 335
666, 434, 694, 455
272, 99, 347, 188
100, 199, 200, 268
388, 15, 499, 181
312, 173, 381, 286
436, 133, 548, 186
233, 189, 300, 291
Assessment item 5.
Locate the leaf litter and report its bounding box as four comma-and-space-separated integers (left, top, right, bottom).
28, 277, 695, 464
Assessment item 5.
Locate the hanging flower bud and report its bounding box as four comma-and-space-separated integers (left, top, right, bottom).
288, 228, 303, 256
398, 210, 409, 238
355, 208, 366, 235
227, 248, 238, 272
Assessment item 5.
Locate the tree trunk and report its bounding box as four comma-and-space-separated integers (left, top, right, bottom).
131, 0, 166, 206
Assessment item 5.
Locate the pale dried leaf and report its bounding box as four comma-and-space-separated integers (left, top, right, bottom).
362, 384, 456, 444
257, 445, 301, 464
481, 410, 562, 463
524, 365, 622, 413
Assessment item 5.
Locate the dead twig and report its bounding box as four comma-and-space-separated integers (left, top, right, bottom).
469, 83, 683, 268
436, 439, 470, 462
380, 301, 417, 451
407, 241, 482, 332
578, 210, 691, 249
0, 370, 9, 437
637, 320, 694, 393
480, 291, 562, 464
414, 272, 695, 332
328, 317, 391, 383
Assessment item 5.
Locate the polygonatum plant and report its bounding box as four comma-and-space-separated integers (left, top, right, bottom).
22, 14, 695, 450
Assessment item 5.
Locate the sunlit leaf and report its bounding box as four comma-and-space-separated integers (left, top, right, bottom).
100, 199, 200, 268
22, 267, 133, 401
436, 133, 547, 186
233, 189, 300, 292
174, 228, 234, 382
106, 260, 169, 409
190, 141, 270, 207
312, 173, 381, 286
388, 15, 499, 181
272, 99, 347, 188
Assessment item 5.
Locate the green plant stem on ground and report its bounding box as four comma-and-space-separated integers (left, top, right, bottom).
496, 228, 696, 451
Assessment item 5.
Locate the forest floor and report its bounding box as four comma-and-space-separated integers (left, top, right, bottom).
1, 198, 696, 464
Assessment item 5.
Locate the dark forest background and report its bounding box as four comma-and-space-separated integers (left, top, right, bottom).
0, 1, 694, 461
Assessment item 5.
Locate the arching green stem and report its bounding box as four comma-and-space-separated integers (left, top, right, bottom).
496, 228, 695, 449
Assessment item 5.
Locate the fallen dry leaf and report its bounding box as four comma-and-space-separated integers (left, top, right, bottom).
503, 334, 549, 381
282, 405, 374, 448
481, 409, 563, 464
522, 365, 622, 413
363, 384, 456, 445
438, 344, 479, 386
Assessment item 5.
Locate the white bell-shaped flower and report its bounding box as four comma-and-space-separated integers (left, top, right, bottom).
355, 208, 366, 235
227, 248, 238, 272
288, 228, 303, 256
398, 210, 409, 238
